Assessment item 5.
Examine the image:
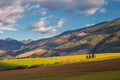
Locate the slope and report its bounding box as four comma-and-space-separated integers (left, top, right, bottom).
8, 18, 120, 58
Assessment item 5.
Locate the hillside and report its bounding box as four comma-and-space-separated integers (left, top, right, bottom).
14, 18, 120, 58
0, 38, 24, 59
1, 18, 120, 58
0, 38, 24, 51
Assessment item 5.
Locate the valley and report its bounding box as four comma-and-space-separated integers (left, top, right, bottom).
0, 17, 120, 80
0, 0, 120, 80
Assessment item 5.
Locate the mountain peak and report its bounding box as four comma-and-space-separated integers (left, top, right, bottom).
5, 38, 16, 41
22, 39, 33, 44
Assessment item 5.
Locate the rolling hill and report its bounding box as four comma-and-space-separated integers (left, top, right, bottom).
0, 38, 24, 50
0, 38, 24, 59
1, 18, 120, 58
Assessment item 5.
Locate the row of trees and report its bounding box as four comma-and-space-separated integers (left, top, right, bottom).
86, 54, 95, 59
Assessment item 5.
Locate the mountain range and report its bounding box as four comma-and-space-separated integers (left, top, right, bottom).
0, 18, 120, 59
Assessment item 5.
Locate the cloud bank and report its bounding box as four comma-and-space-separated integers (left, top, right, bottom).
0, 0, 106, 33
30, 16, 66, 33
26, 0, 105, 33
0, 0, 24, 33
26, 0, 105, 16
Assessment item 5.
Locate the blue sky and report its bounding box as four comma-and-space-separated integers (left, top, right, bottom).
0, 0, 120, 40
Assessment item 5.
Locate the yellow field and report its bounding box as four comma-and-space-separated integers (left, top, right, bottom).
51, 53, 120, 63
0, 53, 120, 70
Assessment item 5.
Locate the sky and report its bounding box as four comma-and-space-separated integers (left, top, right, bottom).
0, 0, 120, 40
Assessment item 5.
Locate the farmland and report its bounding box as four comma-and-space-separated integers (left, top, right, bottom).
1, 70, 120, 80
0, 53, 120, 70
0, 58, 120, 80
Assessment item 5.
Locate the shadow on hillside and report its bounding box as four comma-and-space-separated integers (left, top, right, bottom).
0, 62, 18, 71
0, 62, 30, 71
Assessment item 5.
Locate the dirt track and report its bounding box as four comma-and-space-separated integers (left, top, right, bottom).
0, 58, 120, 78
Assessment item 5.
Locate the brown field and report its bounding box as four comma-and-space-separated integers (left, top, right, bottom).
0, 58, 120, 78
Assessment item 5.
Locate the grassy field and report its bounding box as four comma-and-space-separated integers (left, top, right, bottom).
1, 70, 120, 80
0, 53, 120, 70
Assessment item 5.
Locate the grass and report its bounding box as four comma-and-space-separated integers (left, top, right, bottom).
1, 70, 120, 80
0, 53, 120, 70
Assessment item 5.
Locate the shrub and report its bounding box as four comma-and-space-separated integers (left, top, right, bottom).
29, 65, 41, 68
15, 65, 28, 69
54, 62, 63, 65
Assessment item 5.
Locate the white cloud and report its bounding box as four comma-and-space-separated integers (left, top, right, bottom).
0, 0, 24, 33
27, 4, 40, 10
0, 0, 106, 33
0, 27, 16, 31
0, 23, 16, 33
30, 16, 66, 33
86, 23, 95, 27
26, 0, 105, 16
0, 0, 24, 25
56, 18, 66, 28
99, 8, 106, 13
40, 10, 47, 15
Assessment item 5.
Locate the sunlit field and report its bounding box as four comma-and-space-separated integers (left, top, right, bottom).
0, 53, 120, 70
